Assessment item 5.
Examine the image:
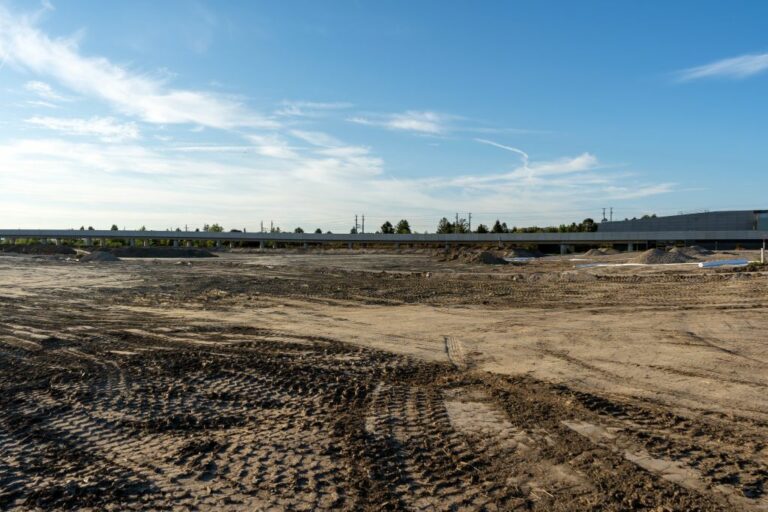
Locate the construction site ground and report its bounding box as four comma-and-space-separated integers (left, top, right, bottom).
1, 249, 767, 510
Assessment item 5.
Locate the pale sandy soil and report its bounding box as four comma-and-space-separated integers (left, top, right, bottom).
1, 250, 767, 510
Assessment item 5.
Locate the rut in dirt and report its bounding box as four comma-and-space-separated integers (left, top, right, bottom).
1, 312, 763, 511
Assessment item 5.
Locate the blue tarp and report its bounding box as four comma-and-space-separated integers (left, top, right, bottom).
698, 259, 749, 268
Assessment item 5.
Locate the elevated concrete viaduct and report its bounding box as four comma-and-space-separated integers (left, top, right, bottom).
1, 229, 767, 253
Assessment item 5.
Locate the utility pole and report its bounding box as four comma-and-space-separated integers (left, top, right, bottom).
355, 214, 358, 234
609, 207, 614, 222
260, 221, 264, 233
455, 213, 459, 233
601, 208, 607, 223
361, 214, 365, 234
270, 220, 273, 232
468, 212, 472, 232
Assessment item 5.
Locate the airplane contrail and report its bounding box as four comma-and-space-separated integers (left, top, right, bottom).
474, 138, 529, 165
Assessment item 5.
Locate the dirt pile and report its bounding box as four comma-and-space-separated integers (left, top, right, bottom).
585, 248, 619, 257
111, 247, 216, 258
0, 244, 76, 256
505, 248, 541, 258
80, 251, 121, 263
670, 245, 713, 258
470, 251, 508, 265
633, 248, 693, 264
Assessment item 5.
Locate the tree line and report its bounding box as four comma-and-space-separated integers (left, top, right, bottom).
78, 217, 601, 235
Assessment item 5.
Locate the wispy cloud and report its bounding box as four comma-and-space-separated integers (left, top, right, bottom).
275, 101, 353, 117
25, 116, 140, 142
444, 151, 598, 188
349, 110, 451, 135
24, 80, 69, 102
289, 130, 341, 147
245, 134, 299, 160
0, 6, 276, 129
677, 52, 768, 81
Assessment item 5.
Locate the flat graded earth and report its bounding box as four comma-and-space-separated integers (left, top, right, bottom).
1, 250, 767, 510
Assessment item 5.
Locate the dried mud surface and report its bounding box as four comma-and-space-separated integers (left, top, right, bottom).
1, 252, 767, 510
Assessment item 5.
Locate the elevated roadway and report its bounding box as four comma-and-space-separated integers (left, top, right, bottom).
1, 229, 767, 250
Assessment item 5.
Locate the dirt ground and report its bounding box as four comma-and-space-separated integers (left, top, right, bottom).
1, 249, 767, 510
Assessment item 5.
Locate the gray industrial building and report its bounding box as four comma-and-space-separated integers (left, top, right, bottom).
598, 210, 768, 233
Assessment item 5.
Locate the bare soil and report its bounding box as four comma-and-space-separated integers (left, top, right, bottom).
1, 251, 767, 510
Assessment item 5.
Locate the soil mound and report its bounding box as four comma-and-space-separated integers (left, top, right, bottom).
585, 248, 620, 256
0, 244, 76, 255
111, 247, 216, 258
670, 245, 713, 258
633, 248, 692, 264
505, 248, 541, 258
471, 251, 508, 265
687, 245, 713, 255
80, 251, 121, 263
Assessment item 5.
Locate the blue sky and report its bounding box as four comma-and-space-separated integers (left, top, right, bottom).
2, 1, 768, 232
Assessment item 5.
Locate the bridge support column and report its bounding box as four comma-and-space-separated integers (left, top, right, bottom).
259, 240, 265, 249
348, 242, 353, 250
215, 240, 221, 248
173, 240, 179, 248
627, 242, 634, 252
560, 244, 574, 255
85, 238, 92, 246
185, 240, 191, 248
303, 242, 308, 249
143, 239, 148, 247
101, 238, 107, 247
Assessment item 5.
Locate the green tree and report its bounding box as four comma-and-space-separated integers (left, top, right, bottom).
294, 227, 304, 233
395, 219, 411, 234
580, 218, 597, 232
436, 217, 453, 234
204, 223, 224, 233
314, 228, 322, 234
475, 224, 489, 233
139, 225, 147, 231
491, 220, 505, 233
110, 224, 118, 231
380, 221, 395, 234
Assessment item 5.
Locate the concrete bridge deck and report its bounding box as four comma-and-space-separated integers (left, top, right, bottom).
1, 229, 767, 246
